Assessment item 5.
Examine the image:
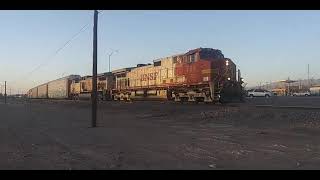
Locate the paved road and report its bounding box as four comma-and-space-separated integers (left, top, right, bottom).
245, 96, 320, 107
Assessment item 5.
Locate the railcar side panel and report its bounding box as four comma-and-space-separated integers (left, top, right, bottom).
48, 79, 69, 99
37, 84, 48, 98
30, 87, 38, 98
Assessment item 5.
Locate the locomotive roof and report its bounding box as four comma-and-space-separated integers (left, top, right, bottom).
185, 48, 222, 55
99, 72, 113, 76
153, 55, 176, 62
148, 48, 224, 63
112, 67, 135, 74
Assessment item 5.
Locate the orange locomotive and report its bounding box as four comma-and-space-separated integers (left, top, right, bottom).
111, 48, 244, 103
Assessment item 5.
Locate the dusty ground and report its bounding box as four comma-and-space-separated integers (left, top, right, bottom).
1, 96, 320, 169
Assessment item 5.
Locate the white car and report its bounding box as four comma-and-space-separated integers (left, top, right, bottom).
293, 92, 311, 96
247, 89, 273, 98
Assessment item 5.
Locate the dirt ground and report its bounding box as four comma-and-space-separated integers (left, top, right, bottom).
1, 97, 320, 169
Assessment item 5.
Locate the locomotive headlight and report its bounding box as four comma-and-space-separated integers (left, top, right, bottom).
227, 77, 231, 81
226, 60, 229, 66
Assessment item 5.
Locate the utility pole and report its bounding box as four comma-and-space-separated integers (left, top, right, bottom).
109, 54, 111, 72
4, 81, 6, 104
91, 10, 98, 128
108, 49, 118, 72
299, 79, 301, 90
308, 64, 310, 88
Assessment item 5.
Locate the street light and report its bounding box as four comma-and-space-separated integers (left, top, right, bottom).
107, 49, 119, 72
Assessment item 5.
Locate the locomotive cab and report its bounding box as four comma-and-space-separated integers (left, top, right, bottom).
173, 48, 243, 103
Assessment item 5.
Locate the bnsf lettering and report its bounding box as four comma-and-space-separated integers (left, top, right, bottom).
141, 72, 158, 81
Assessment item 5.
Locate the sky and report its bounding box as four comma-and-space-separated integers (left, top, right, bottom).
0, 10, 320, 94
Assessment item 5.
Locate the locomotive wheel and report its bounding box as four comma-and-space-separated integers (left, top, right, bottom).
174, 94, 180, 102
180, 97, 188, 102
219, 98, 225, 104
195, 97, 205, 102
219, 93, 227, 104
167, 90, 173, 101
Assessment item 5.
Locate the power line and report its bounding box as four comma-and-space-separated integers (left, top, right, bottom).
27, 24, 89, 78
22, 11, 106, 83
11, 17, 95, 85
11, 11, 106, 92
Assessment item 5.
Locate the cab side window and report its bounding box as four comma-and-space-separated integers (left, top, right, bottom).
173, 56, 177, 64
190, 54, 195, 62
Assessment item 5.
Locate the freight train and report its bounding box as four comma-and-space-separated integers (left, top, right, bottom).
27, 48, 245, 103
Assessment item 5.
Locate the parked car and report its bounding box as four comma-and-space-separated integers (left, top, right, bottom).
292, 91, 311, 96
247, 89, 273, 98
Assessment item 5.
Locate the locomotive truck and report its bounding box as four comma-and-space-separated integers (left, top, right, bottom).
28, 48, 245, 103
